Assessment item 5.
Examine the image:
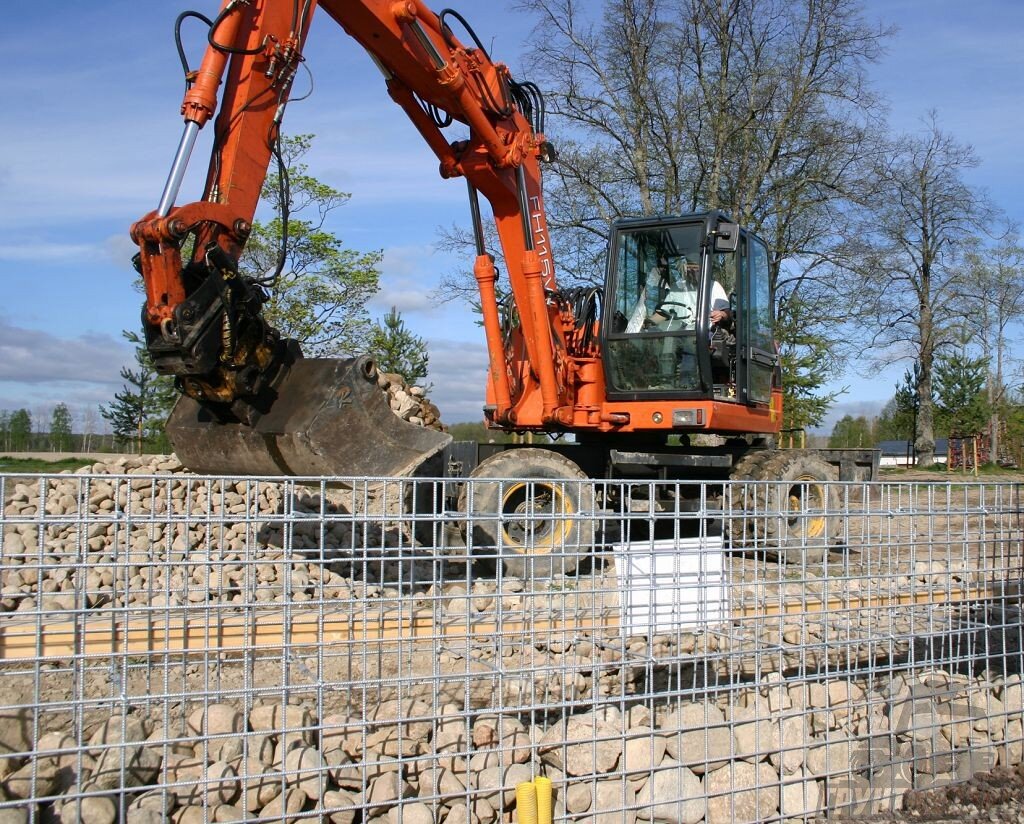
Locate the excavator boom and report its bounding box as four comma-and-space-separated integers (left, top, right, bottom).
133, 0, 564, 476
133, 1, 785, 480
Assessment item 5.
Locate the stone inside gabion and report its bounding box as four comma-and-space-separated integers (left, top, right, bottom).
0, 668, 1021, 823
0, 456, 1019, 822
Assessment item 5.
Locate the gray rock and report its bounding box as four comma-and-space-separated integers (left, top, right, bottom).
778, 768, 823, 818
238, 757, 282, 812
4, 757, 61, 799
472, 763, 532, 810
187, 704, 244, 738
912, 733, 955, 775
806, 738, 865, 777
728, 705, 772, 763
872, 762, 913, 810
541, 717, 621, 776
321, 790, 361, 824
88, 743, 161, 791
260, 787, 307, 818
324, 748, 364, 791
954, 744, 997, 780
660, 702, 735, 775
367, 771, 414, 814
183, 760, 238, 807
577, 779, 636, 824
128, 788, 178, 817
284, 745, 327, 801
565, 782, 593, 814
889, 698, 936, 740
125, 810, 166, 824
88, 715, 148, 753
60, 795, 116, 824
621, 727, 666, 785
442, 804, 472, 824
705, 761, 779, 824
634, 758, 704, 824
387, 801, 434, 824
827, 773, 872, 816
0, 807, 28, 824
768, 715, 809, 775
415, 765, 466, 803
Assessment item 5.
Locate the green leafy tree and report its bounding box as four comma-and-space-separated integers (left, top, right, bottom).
0, 412, 9, 452
873, 397, 911, 443
934, 348, 990, 438
776, 295, 844, 430
9, 409, 31, 452
828, 415, 872, 448
241, 134, 381, 357
100, 331, 176, 454
1004, 388, 1024, 467
368, 306, 429, 386
49, 403, 73, 452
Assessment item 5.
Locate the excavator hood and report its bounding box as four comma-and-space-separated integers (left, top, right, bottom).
167, 356, 451, 478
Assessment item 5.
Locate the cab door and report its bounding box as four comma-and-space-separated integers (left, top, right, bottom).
738, 234, 775, 405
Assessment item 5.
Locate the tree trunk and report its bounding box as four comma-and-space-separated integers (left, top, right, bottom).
916, 350, 936, 467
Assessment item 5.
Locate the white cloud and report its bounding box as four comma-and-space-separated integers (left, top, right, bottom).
0, 242, 101, 263
103, 234, 141, 270
368, 244, 467, 317
0, 319, 131, 386
423, 338, 489, 423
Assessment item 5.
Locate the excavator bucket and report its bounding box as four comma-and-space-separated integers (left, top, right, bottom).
166, 356, 452, 478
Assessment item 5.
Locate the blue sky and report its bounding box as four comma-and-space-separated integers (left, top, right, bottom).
0, 1, 1021, 431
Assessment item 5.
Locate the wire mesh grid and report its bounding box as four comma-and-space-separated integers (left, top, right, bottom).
0, 460, 1021, 823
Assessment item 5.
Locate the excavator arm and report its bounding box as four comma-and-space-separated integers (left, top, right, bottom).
131, 0, 576, 478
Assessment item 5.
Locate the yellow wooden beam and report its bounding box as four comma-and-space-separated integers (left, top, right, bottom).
0, 585, 995, 661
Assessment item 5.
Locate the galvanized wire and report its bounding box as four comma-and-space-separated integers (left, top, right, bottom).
0, 469, 1020, 822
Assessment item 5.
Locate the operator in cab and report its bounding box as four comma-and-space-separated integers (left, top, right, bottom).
627, 256, 732, 332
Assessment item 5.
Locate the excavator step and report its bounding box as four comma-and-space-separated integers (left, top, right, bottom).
167, 357, 451, 478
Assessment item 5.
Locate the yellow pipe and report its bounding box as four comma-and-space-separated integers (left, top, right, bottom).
517, 781, 538, 824
534, 777, 552, 824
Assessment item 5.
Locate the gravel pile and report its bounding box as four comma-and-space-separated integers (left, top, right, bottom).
0, 454, 444, 615
0, 667, 1022, 823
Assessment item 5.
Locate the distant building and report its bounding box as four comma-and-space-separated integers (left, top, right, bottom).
876, 439, 948, 467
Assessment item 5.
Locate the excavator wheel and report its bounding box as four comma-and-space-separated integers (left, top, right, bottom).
459, 448, 595, 579
726, 450, 840, 563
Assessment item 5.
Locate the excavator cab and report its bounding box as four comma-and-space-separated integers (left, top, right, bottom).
602, 211, 775, 408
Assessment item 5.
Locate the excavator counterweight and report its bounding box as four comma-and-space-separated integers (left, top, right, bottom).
166, 357, 451, 477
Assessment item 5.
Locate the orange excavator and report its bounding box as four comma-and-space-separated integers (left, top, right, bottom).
132, 0, 875, 569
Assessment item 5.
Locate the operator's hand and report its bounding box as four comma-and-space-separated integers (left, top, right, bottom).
710, 308, 730, 325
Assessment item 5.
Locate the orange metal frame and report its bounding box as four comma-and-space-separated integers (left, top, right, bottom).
131, 0, 781, 441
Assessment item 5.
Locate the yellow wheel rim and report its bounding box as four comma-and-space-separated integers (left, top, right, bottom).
787, 473, 828, 539
500, 481, 575, 555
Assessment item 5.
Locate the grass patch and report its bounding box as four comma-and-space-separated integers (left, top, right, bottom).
0, 456, 94, 473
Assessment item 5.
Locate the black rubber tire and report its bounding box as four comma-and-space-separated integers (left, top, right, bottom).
726, 450, 840, 564
458, 448, 595, 579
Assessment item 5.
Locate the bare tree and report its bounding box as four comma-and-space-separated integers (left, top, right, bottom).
435, 0, 891, 421
961, 233, 1024, 459
844, 114, 993, 465
516, 0, 890, 285
81, 405, 98, 453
